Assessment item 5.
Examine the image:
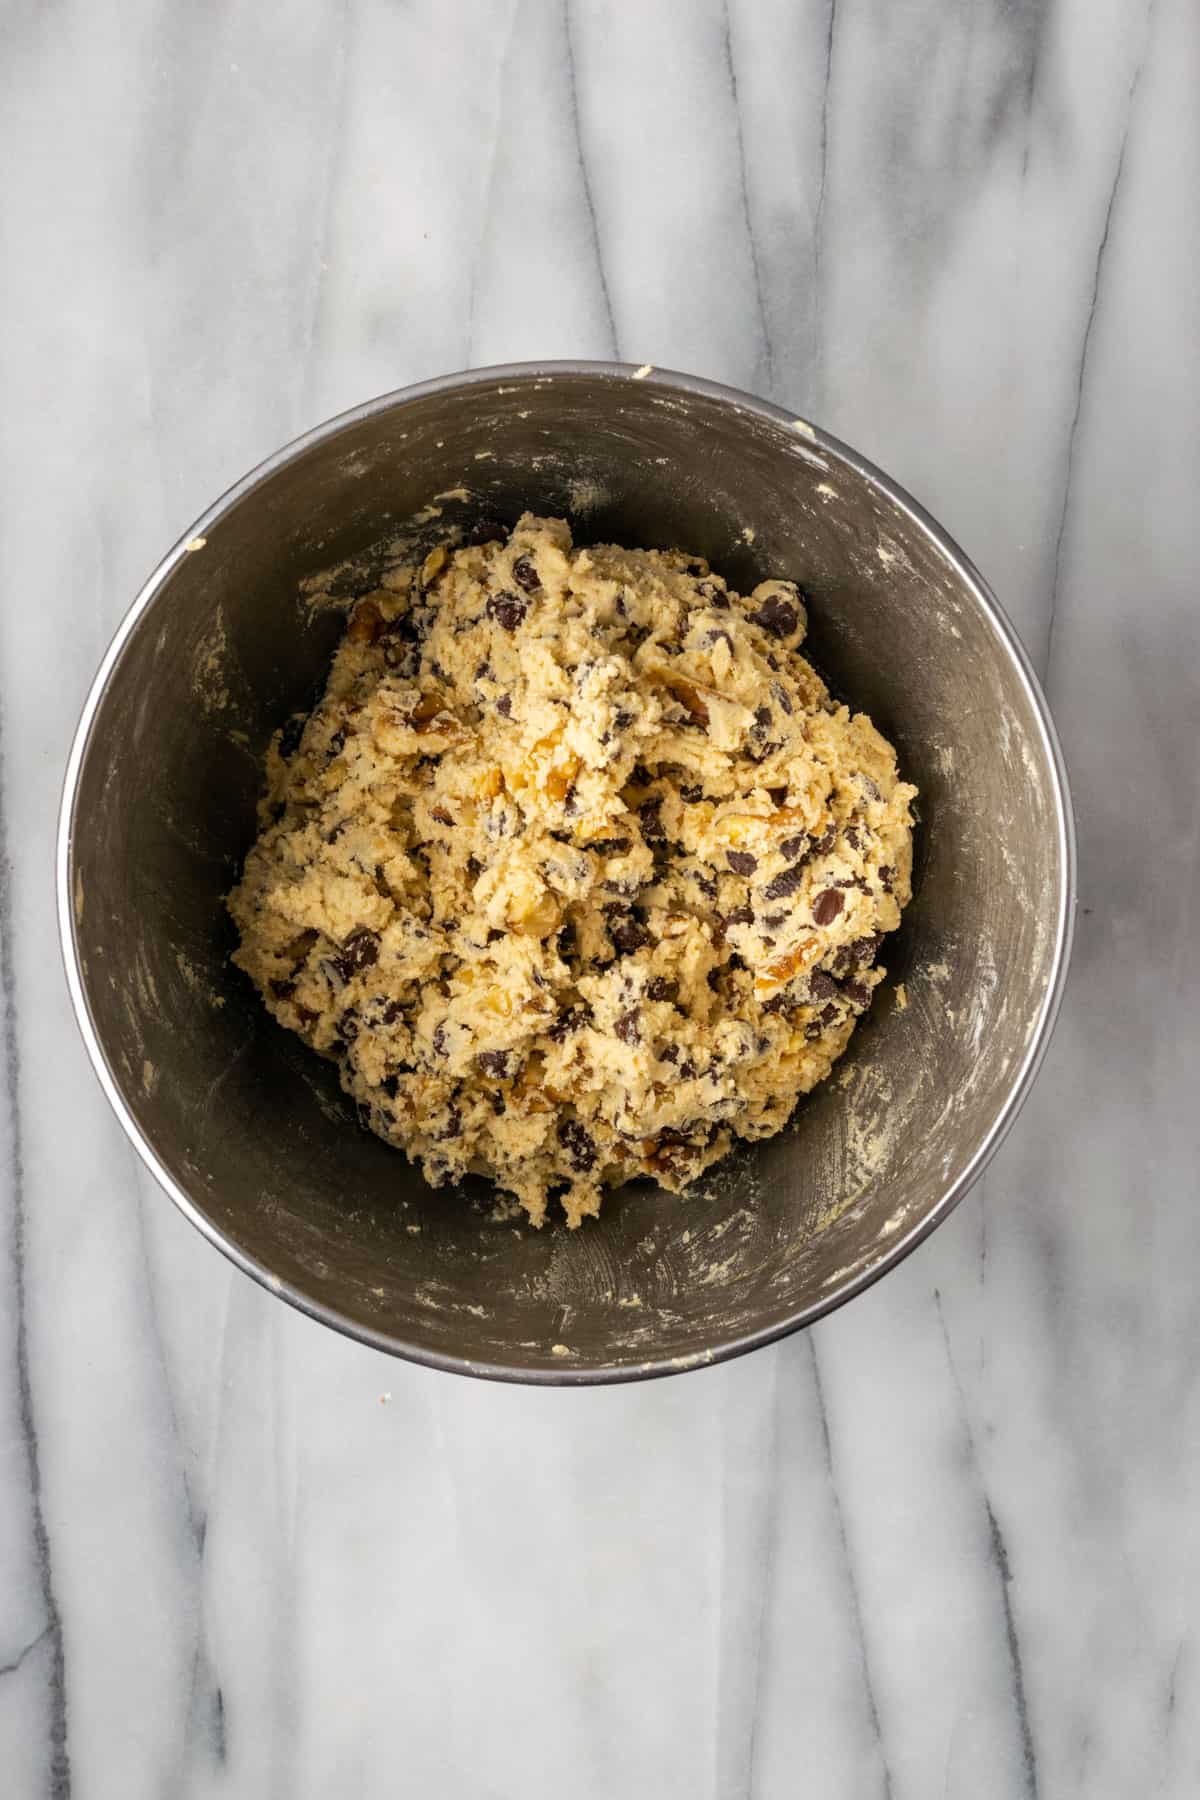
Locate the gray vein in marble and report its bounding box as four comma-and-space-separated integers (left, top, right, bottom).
936, 1292, 1038, 1798
1045, 0, 1157, 677
564, 0, 619, 359
723, 0, 774, 393
135, 1178, 206, 1558
183, 1638, 227, 1778
299, 0, 351, 420
0, 700, 69, 1794
1017, 0, 1045, 183
809, 1335, 893, 1800
464, 0, 521, 369
0, 1622, 50, 1682
737, 1375, 777, 1799
812, 0, 837, 384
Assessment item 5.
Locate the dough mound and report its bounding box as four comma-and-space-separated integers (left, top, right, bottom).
229, 516, 916, 1226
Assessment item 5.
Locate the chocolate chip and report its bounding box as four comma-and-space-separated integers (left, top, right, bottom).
467, 517, 507, 546
727, 849, 758, 876
808, 969, 840, 1001
437, 1106, 462, 1140
477, 1050, 512, 1079
432, 1023, 448, 1056
611, 919, 649, 955
762, 993, 790, 1015
615, 1009, 641, 1045
843, 981, 871, 1009
763, 911, 786, 929
639, 797, 666, 844
589, 837, 632, 856
845, 826, 861, 850
812, 889, 844, 926
278, 714, 306, 759
770, 682, 793, 716
762, 863, 806, 902
647, 977, 676, 1002
812, 828, 837, 856
751, 594, 799, 638
879, 864, 895, 893
331, 927, 379, 981
767, 786, 789, 807
558, 1117, 596, 1172
465, 855, 483, 881
487, 591, 528, 631
556, 921, 577, 960
496, 693, 513, 717
779, 834, 808, 862
722, 906, 754, 930
382, 998, 405, 1025
694, 870, 718, 900
383, 607, 422, 645
549, 1005, 585, 1043
821, 1001, 839, 1023
511, 554, 540, 593
753, 705, 773, 731
679, 783, 704, 803
338, 1008, 360, 1043
327, 727, 346, 759
698, 580, 729, 609
850, 933, 883, 966
705, 628, 734, 652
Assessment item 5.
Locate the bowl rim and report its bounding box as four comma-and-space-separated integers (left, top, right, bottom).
56, 359, 1077, 1384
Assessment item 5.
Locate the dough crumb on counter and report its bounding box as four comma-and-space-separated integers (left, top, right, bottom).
229, 515, 915, 1226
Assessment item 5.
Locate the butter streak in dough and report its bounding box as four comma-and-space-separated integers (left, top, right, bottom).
229, 516, 916, 1226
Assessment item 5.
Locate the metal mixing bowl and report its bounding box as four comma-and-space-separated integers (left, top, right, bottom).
57, 363, 1075, 1382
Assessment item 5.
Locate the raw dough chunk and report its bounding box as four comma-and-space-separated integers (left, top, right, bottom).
229, 516, 916, 1226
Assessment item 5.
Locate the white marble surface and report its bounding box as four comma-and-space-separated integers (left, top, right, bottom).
2, 0, 1198, 1793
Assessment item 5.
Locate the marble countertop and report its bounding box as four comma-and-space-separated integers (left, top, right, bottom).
3, 2, 1197, 1794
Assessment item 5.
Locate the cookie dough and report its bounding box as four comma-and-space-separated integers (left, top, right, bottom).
229, 515, 916, 1226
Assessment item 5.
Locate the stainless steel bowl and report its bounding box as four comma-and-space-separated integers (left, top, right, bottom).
57, 363, 1075, 1382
